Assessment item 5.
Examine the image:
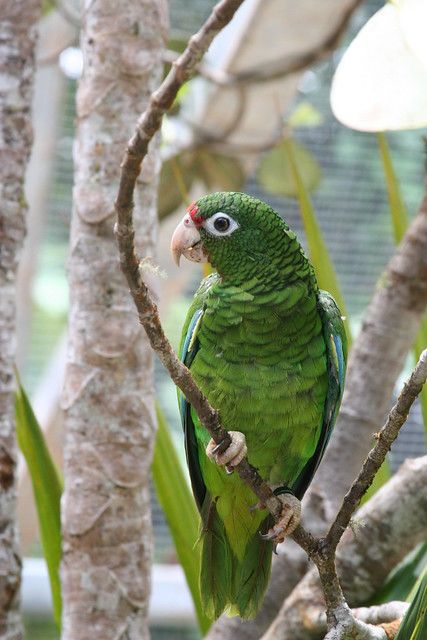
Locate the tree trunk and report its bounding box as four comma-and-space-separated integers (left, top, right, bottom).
0, 1, 41, 637
60, 2, 167, 639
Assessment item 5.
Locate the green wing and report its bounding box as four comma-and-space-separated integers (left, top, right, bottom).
292, 290, 348, 498
178, 273, 220, 512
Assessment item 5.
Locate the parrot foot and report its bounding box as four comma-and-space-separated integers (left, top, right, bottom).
206, 431, 247, 472
260, 494, 301, 544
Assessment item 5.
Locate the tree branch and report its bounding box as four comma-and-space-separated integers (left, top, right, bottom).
308, 602, 408, 637
261, 456, 427, 640
288, 351, 427, 636
326, 349, 427, 552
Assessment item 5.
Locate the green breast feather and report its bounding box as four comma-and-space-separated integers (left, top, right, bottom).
176, 192, 347, 620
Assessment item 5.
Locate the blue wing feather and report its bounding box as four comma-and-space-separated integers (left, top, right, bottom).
178, 274, 220, 512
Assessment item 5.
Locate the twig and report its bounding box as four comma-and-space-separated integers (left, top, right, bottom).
309, 352, 427, 633
326, 349, 427, 552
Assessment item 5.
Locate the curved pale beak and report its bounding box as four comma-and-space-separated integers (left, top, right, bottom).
170, 214, 207, 266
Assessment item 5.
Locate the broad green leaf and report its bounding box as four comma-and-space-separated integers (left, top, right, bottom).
288, 101, 324, 128
152, 406, 210, 633
257, 138, 322, 198
377, 134, 427, 437
281, 137, 352, 345
395, 564, 427, 640
331, 1, 427, 131
372, 541, 427, 605
196, 150, 245, 192
15, 376, 63, 627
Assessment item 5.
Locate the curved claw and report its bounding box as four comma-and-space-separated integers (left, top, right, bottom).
206, 431, 247, 468
259, 494, 302, 545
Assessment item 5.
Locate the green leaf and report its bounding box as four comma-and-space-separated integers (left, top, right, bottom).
371, 542, 427, 605
257, 138, 322, 198
152, 406, 210, 633
395, 564, 427, 640
377, 133, 409, 244
15, 375, 63, 627
196, 150, 245, 192
281, 137, 352, 345
158, 153, 196, 220
288, 101, 324, 128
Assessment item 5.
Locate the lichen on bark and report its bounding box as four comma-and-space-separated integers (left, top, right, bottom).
60, 2, 168, 638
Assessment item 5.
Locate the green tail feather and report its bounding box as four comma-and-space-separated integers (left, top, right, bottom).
231, 516, 273, 619
200, 500, 272, 620
200, 498, 233, 620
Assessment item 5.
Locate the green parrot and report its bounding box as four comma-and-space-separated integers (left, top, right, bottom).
170, 192, 347, 620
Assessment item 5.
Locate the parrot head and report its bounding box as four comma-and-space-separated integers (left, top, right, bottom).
170, 191, 297, 279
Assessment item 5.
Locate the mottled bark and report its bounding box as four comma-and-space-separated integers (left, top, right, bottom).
60, 2, 167, 639
261, 456, 427, 640
207, 179, 427, 640
0, 1, 41, 637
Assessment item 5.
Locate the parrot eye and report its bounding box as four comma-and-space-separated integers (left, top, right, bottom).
204, 212, 239, 237
214, 216, 230, 232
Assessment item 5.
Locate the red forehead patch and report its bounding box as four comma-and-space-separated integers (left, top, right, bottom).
187, 202, 203, 228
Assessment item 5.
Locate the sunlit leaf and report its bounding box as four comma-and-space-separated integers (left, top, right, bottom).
281, 137, 352, 344
377, 133, 409, 244
288, 101, 324, 128
15, 375, 63, 627
152, 406, 210, 633
257, 138, 322, 198
331, 0, 427, 131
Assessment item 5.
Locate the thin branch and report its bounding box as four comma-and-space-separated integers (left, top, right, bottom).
326, 349, 427, 552
277, 353, 427, 638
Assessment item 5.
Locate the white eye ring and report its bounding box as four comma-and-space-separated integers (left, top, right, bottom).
203, 212, 239, 237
